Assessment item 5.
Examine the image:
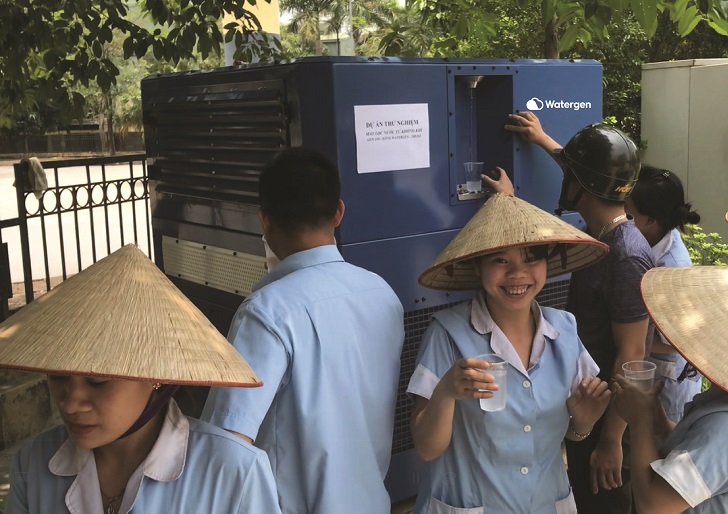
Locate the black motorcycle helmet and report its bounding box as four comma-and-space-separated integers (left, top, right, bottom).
556, 123, 641, 202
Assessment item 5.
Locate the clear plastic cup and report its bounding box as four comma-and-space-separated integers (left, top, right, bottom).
463, 162, 484, 192
475, 353, 507, 411
622, 360, 657, 392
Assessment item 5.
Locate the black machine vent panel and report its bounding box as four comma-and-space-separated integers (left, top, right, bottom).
391, 279, 571, 455
144, 79, 289, 205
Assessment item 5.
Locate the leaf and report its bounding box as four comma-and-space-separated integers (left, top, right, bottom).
153, 39, 163, 60
670, 0, 689, 21
88, 58, 100, 77
558, 23, 581, 51
122, 37, 135, 59
631, 0, 658, 32
97, 69, 111, 91
585, 0, 598, 19
42, 51, 55, 70
604, 0, 628, 8
707, 14, 728, 34
596, 5, 612, 24
677, 5, 702, 35
135, 39, 149, 59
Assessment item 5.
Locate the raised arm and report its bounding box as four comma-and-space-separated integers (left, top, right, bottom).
612, 376, 689, 514
411, 357, 498, 461
505, 111, 562, 157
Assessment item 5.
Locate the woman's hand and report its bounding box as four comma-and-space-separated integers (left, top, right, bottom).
566, 376, 611, 432
611, 375, 663, 426
434, 357, 499, 401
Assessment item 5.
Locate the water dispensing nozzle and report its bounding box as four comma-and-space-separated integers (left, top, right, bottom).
468, 76, 483, 89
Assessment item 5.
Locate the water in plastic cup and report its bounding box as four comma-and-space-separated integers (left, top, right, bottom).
464, 162, 484, 192
622, 360, 657, 392
475, 353, 507, 411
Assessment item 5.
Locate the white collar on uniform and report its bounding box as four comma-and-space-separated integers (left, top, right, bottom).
651, 228, 677, 264
470, 293, 559, 376
49, 399, 189, 513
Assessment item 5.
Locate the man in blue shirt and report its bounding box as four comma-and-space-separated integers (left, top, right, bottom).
203, 147, 405, 514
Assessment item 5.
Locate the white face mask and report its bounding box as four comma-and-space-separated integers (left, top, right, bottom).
262, 235, 280, 272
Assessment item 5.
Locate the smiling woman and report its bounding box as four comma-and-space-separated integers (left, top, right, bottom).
408, 193, 612, 514
0, 245, 282, 514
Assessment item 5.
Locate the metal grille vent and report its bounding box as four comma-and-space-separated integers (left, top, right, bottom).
145, 79, 289, 205
162, 236, 266, 297
535, 278, 570, 310
391, 279, 571, 455
392, 301, 460, 454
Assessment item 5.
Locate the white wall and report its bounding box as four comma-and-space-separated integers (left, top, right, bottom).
641, 59, 728, 242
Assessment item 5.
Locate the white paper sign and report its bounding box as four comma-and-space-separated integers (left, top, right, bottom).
354, 103, 430, 173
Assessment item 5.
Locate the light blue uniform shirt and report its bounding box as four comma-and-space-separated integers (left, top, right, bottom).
6, 400, 281, 514
203, 245, 404, 514
652, 387, 728, 512
648, 228, 702, 422
407, 296, 598, 514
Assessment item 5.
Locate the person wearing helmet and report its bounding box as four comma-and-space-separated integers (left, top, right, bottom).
498, 112, 655, 514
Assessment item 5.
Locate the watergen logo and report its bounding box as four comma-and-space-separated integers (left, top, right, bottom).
525, 97, 592, 111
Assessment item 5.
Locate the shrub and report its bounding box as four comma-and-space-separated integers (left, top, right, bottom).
681, 224, 728, 266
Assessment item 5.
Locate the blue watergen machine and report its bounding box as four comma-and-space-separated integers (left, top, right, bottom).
141, 57, 602, 502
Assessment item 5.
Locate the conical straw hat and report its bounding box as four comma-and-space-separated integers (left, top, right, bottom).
0, 245, 260, 387
641, 266, 728, 393
419, 193, 608, 290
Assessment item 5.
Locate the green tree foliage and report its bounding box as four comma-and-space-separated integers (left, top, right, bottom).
378, 0, 728, 58
372, 1, 436, 56
371, 0, 727, 140
0, 0, 279, 130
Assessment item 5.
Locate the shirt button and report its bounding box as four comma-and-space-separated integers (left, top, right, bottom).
520, 466, 529, 475
523, 380, 531, 388
524, 425, 532, 432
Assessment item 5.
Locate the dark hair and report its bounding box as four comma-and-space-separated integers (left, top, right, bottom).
526, 244, 550, 261
630, 166, 700, 233
476, 244, 550, 264
258, 147, 341, 234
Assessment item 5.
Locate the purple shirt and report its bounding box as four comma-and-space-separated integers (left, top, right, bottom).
566, 220, 654, 378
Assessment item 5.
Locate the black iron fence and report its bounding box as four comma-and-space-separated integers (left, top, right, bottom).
0, 154, 151, 320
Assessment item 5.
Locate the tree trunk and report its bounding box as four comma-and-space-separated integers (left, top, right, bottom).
315, 20, 323, 55
544, 14, 559, 59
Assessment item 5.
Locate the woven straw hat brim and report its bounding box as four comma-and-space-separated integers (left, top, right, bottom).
419, 194, 608, 290
642, 266, 728, 393
0, 245, 260, 387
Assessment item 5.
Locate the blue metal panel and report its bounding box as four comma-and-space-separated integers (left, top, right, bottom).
340, 230, 475, 312
321, 59, 601, 306
329, 63, 465, 245
511, 61, 603, 212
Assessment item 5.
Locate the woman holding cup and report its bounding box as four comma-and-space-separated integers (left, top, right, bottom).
613, 266, 728, 512
408, 193, 612, 513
